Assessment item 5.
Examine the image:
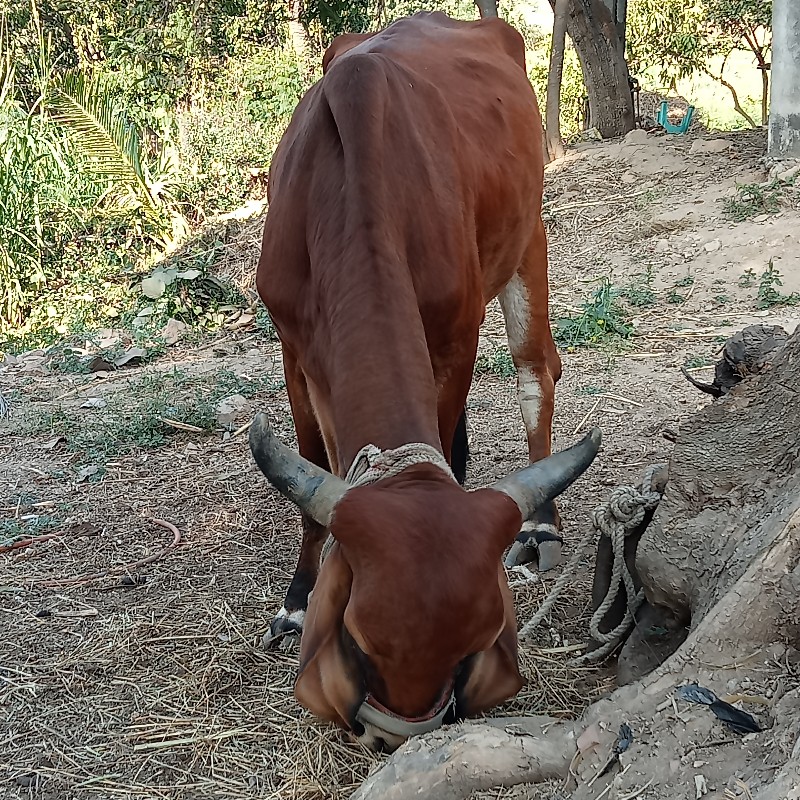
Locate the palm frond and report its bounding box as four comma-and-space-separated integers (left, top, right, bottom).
47, 70, 154, 207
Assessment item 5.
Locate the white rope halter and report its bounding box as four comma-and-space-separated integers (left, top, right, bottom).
319, 441, 456, 563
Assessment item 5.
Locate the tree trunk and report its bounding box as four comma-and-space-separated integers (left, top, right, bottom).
769, 0, 800, 157
618, 325, 800, 680
351, 328, 800, 800
474, 0, 499, 18
545, 0, 569, 160
599, 0, 627, 52
288, 0, 311, 60
548, 0, 634, 138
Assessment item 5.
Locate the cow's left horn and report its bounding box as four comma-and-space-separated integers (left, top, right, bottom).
490, 428, 602, 520
249, 413, 348, 527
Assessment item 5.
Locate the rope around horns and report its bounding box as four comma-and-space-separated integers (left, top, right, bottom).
319, 442, 455, 563
518, 464, 666, 665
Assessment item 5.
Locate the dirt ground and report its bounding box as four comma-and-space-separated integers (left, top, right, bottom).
2, 127, 799, 800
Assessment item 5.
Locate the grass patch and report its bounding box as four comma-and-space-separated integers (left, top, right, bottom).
22, 367, 280, 466
724, 180, 785, 222
622, 269, 656, 308
474, 347, 515, 379
683, 355, 713, 369
666, 276, 694, 305
738, 268, 757, 288
0, 515, 61, 547
756, 261, 800, 309
552, 279, 633, 349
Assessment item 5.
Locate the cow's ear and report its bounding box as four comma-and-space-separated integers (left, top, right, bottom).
322, 32, 375, 73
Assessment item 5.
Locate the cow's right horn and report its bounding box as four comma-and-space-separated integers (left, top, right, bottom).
490, 428, 602, 521
249, 413, 348, 527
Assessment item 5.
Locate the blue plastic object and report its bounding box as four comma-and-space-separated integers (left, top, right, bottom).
657, 100, 695, 134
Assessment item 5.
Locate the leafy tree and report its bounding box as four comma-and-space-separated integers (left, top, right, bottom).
706, 0, 771, 124
627, 0, 772, 127
478, 0, 634, 138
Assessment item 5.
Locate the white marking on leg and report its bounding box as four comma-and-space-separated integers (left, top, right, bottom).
499, 273, 530, 352
262, 606, 306, 647
517, 366, 543, 436
287, 609, 306, 627
500, 274, 543, 434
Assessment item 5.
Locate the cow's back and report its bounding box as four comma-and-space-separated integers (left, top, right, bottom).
260, 12, 544, 384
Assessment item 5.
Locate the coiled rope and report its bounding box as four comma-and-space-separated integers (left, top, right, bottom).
519, 464, 666, 665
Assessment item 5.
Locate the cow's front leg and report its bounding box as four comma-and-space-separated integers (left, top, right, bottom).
264, 513, 327, 645
498, 226, 563, 571
264, 350, 332, 646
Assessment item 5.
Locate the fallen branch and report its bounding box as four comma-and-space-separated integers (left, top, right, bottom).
0, 532, 60, 553
32, 518, 182, 588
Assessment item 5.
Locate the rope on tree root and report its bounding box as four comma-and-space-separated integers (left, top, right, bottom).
519, 464, 666, 666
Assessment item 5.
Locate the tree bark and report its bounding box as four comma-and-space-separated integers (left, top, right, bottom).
545, 0, 569, 160
548, 0, 634, 138
619, 326, 800, 679
599, 0, 627, 52
351, 716, 578, 800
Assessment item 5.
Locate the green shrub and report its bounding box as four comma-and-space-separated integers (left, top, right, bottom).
552, 279, 633, 348
475, 346, 516, 379
174, 48, 314, 216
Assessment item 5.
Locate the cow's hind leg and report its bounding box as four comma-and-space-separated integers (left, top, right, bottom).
451, 408, 470, 486
264, 354, 330, 646
498, 223, 563, 570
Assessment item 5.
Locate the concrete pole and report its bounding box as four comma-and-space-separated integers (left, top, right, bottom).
768, 0, 800, 159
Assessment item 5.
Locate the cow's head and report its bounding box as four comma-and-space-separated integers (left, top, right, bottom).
250, 415, 600, 751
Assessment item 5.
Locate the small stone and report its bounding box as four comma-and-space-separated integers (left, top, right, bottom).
753, 214, 769, 223
773, 162, 800, 183
655, 238, 670, 253
161, 317, 189, 346
215, 394, 252, 428
624, 129, 650, 145
80, 397, 108, 409
703, 239, 721, 252
17, 355, 48, 375
690, 138, 731, 154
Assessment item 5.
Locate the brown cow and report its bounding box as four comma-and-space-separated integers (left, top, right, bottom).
250, 11, 601, 751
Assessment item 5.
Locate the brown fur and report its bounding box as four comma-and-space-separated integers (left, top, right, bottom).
257, 12, 555, 733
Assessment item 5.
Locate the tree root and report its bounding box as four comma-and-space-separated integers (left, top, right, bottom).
351, 716, 578, 800
351, 509, 800, 799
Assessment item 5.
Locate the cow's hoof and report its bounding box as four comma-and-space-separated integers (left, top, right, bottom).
262, 607, 305, 649
504, 523, 563, 572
